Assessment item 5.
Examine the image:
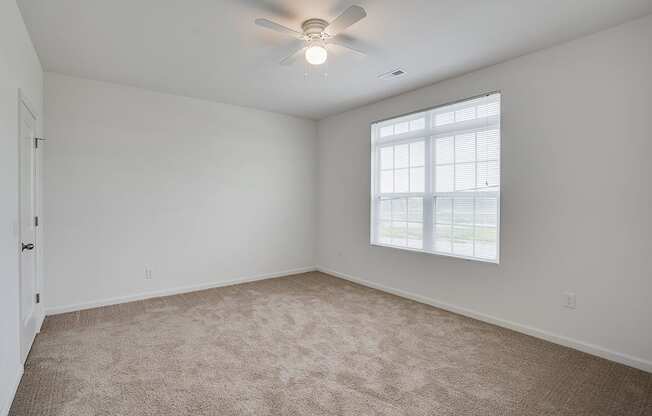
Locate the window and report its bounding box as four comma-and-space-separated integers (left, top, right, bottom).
370, 93, 501, 263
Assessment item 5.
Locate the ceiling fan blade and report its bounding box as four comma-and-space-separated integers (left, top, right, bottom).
328, 39, 367, 56
255, 18, 302, 38
280, 42, 306, 66
325, 5, 367, 36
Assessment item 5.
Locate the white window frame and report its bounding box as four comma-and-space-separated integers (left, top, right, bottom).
370, 92, 501, 264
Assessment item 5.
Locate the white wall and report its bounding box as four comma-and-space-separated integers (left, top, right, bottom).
44, 73, 317, 312
0, 0, 43, 414
317, 15, 652, 371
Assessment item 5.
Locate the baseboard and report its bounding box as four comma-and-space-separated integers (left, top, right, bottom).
1, 365, 23, 416
36, 308, 45, 333
316, 265, 652, 374
46, 266, 317, 316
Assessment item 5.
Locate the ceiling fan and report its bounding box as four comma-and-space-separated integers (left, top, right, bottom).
255, 5, 367, 66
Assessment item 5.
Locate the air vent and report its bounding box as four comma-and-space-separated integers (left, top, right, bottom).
378, 68, 406, 80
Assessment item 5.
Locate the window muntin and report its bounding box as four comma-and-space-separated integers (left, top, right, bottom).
371, 93, 501, 263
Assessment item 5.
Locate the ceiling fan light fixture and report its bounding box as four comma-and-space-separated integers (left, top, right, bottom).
305, 43, 328, 65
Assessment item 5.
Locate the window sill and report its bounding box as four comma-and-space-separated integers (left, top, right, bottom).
370, 242, 499, 264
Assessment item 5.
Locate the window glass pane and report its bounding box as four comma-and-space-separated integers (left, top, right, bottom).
410, 118, 425, 131
435, 165, 454, 193
455, 107, 475, 122
435, 136, 454, 164
379, 221, 392, 244
380, 170, 393, 193
408, 198, 423, 222
475, 226, 497, 259
455, 133, 475, 163
435, 198, 453, 224
391, 221, 407, 246
379, 199, 392, 221
395, 144, 409, 168
477, 161, 499, 188
435, 111, 455, 126
380, 125, 393, 137
453, 225, 474, 256
380, 170, 394, 193
394, 168, 409, 192
454, 198, 474, 225
407, 222, 423, 249
380, 146, 394, 170
434, 224, 452, 253
395, 122, 409, 135
475, 198, 498, 226
391, 198, 407, 221
477, 129, 499, 160
477, 101, 499, 118
410, 167, 424, 192
455, 163, 475, 191
410, 141, 425, 166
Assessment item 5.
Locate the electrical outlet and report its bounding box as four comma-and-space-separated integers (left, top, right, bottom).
144, 268, 152, 280
563, 292, 576, 309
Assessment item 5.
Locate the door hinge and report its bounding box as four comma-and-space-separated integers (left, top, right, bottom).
34, 216, 39, 227
34, 137, 46, 148
35, 293, 40, 304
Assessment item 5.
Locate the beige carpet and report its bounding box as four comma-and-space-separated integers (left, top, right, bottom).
10, 272, 652, 415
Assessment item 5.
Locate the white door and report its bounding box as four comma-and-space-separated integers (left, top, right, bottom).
19, 100, 38, 362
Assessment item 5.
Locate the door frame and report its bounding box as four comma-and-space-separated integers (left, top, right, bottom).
17, 88, 44, 362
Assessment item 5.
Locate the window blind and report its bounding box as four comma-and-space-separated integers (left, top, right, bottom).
370, 93, 501, 263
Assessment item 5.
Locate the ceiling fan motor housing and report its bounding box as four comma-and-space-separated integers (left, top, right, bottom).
301, 18, 329, 40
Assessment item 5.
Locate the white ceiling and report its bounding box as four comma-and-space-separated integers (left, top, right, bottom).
18, 0, 652, 119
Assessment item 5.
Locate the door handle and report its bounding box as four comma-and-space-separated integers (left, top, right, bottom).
21, 243, 34, 252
